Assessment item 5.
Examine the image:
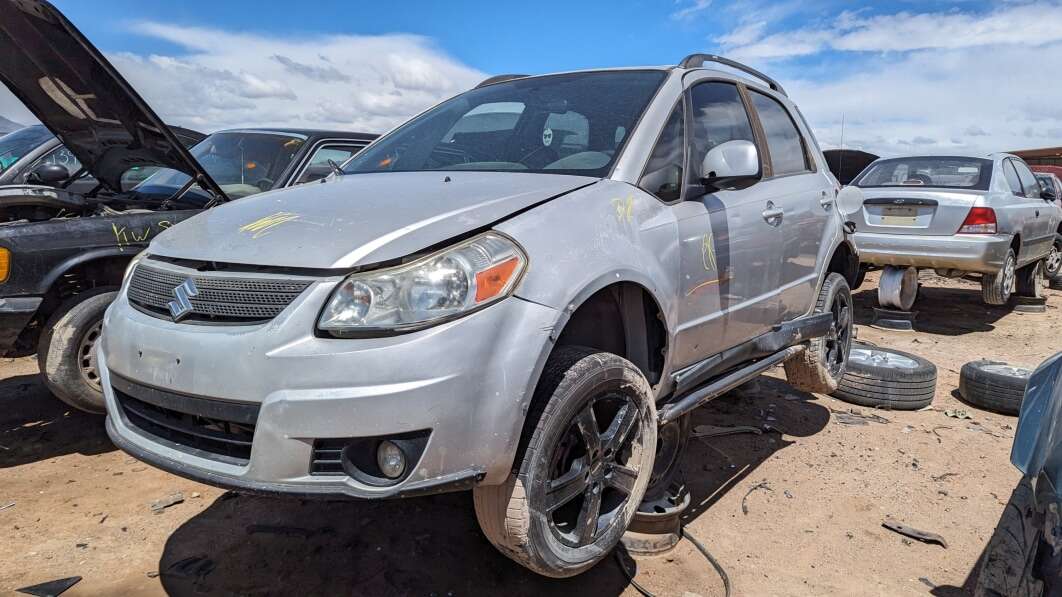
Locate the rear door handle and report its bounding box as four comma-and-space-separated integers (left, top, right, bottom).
762, 202, 784, 225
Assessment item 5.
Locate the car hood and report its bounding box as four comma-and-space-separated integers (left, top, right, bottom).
148, 171, 597, 269
0, 1, 222, 196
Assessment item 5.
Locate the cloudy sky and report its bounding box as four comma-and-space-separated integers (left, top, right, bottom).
2, 0, 1060, 157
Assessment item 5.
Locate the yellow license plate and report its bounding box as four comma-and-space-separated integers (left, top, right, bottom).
881, 206, 919, 225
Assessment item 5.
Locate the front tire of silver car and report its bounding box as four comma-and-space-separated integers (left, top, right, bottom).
1045, 234, 1062, 282
783, 272, 853, 394
473, 346, 656, 578
38, 288, 117, 414
983, 249, 1017, 306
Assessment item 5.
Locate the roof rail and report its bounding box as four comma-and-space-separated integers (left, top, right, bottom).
678, 54, 786, 96
475, 74, 529, 88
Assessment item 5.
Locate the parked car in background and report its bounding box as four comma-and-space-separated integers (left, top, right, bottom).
848, 154, 1062, 306
1034, 172, 1062, 283
101, 53, 860, 578
976, 350, 1062, 595
0, 124, 204, 195
0, 0, 376, 413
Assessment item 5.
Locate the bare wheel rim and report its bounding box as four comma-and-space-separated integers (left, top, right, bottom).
1002, 256, 1016, 301
825, 288, 852, 377
1047, 242, 1062, 276
542, 389, 646, 548
77, 320, 103, 392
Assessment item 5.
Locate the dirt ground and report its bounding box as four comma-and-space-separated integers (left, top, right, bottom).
2, 271, 1059, 596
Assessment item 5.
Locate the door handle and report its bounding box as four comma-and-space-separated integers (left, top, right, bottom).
762, 202, 784, 224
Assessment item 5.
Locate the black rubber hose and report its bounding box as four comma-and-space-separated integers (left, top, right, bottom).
682, 527, 732, 597
613, 527, 732, 597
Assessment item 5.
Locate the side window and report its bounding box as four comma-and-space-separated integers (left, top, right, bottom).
1003, 160, 1024, 196
638, 101, 684, 202
1012, 159, 1041, 198
296, 144, 366, 184
30, 145, 83, 178
749, 91, 810, 176
688, 82, 756, 181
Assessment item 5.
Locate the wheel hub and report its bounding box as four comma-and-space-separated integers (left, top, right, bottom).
77, 320, 103, 393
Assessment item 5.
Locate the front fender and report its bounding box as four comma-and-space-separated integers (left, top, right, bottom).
1012, 351, 1062, 498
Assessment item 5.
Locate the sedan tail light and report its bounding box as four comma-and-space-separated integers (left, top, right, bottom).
958, 207, 997, 234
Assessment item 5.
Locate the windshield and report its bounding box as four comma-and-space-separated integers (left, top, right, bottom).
134, 131, 307, 204
0, 125, 53, 174
343, 71, 667, 177
853, 156, 992, 191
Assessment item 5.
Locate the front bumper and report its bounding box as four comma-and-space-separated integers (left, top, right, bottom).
101, 282, 559, 499
0, 296, 41, 354
852, 232, 1012, 274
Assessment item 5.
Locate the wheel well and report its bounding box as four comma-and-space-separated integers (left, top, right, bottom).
554, 283, 667, 386
826, 241, 859, 287
1011, 235, 1022, 255
18, 256, 129, 352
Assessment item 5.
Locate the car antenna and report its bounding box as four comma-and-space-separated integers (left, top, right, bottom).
327, 159, 344, 177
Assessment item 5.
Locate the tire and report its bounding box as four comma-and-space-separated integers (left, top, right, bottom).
1045, 233, 1062, 282
784, 273, 853, 394
983, 249, 1017, 305
1016, 260, 1045, 299
37, 288, 117, 414
831, 343, 937, 410
959, 360, 1032, 416
473, 346, 657, 578
975, 477, 1044, 597
852, 268, 867, 291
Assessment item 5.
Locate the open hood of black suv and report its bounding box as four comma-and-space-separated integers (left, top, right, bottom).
0, 0, 227, 198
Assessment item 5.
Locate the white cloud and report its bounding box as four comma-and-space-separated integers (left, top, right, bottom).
3, 23, 485, 135
711, 2, 1062, 155
672, 0, 713, 21
787, 42, 1062, 156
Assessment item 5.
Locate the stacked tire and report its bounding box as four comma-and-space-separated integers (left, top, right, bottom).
832, 344, 937, 410
959, 360, 1032, 416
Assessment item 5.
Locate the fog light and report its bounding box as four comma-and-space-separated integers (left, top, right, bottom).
376, 441, 406, 479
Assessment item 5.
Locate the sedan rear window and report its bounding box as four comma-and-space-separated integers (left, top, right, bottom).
853, 157, 992, 191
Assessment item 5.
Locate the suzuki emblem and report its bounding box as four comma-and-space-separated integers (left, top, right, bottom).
167, 278, 199, 322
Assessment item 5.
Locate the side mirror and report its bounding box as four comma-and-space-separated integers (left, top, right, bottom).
27, 163, 70, 185
1042, 188, 1057, 202
836, 186, 865, 215
699, 140, 760, 191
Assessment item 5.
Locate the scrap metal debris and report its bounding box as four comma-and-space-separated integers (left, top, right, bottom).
830, 408, 891, 425
931, 472, 958, 482
882, 520, 948, 548
16, 576, 81, 597
150, 492, 184, 514
741, 480, 773, 515
0, 502, 15, 511
692, 424, 762, 438
930, 426, 952, 443
944, 409, 972, 420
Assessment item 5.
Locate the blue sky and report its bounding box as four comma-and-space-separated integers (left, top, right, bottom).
2, 0, 1060, 155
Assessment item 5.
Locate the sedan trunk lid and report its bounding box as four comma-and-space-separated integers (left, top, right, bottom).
855, 187, 986, 236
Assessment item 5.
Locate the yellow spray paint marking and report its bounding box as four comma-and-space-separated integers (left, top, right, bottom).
611, 195, 634, 223
239, 212, 301, 239
702, 228, 717, 272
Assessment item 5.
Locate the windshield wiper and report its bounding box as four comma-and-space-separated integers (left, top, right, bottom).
327, 159, 344, 177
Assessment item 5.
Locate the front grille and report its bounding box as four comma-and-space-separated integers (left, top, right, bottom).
310, 438, 349, 475
112, 375, 260, 465
127, 262, 313, 323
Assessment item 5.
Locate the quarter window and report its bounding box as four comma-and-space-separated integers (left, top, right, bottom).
1003, 160, 1024, 196
1012, 159, 1041, 199
749, 91, 810, 176
688, 82, 756, 182
296, 144, 367, 184
639, 101, 684, 201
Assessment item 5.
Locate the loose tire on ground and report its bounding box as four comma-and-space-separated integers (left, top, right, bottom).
473, 347, 657, 578
959, 360, 1032, 415
974, 477, 1045, 597
831, 343, 937, 410
983, 249, 1017, 306
37, 288, 117, 414
1015, 260, 1045, 299
784, 272, 853, 394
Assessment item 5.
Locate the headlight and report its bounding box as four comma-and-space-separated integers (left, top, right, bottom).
318, 232, 527, 335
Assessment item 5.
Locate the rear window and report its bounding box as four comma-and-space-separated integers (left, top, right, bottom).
853, 157, 992, 191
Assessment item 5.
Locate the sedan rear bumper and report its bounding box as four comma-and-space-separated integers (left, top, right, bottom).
852, 232, 1012, 274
